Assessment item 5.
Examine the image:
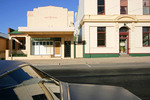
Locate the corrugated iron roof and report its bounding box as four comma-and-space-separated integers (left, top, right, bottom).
0, 32, 8, 39
9, 30, 24, 34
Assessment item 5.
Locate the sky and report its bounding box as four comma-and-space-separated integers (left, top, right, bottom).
0, 0, 79, 34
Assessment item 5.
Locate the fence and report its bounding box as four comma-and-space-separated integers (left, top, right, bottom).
0, 51, 5, 60
9, 50, 27, 57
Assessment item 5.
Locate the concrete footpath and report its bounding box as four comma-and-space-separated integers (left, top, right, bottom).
21, 57, 150, 66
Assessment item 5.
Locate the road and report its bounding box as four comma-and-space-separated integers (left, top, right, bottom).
35, 63, 150, 100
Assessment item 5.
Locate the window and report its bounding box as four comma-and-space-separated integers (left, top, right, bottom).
97, 27, 106, 46
120, 27, 129, 32
43, 42, 46, 45
120, 0, 128, 14
13, 40, 15, 49
31, 38, 55, 55
18, 39, 26, 50
47, 42, 50, 45
50, 42, 53, 45
143, 0, 150, 14
143, 27, 150, 46
98, 0, 105, 15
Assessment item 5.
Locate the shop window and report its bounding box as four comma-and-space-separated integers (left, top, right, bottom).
50, 42, 53, 45
47, 42, 50, 45
143, 0, 150, 14
98, 0, 105, 15
43, 42, 46, 45
40, 42, 42, 45
97, 27, 106, 46
36, 42, 39, 45
120, 0, 128, 14
143, 27, 150, 46
32, 42, 35, 45
31, 39, 54, 55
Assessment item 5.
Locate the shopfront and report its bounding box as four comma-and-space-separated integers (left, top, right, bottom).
31, 38, 61, 56
6, 6, 75, 60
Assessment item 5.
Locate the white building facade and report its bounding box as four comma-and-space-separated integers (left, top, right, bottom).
75, 0, 150, 58
6, 6, 75, 60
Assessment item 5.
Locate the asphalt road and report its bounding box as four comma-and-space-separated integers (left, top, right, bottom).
35, 63, 150, 100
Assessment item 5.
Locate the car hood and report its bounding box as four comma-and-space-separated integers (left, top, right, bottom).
60, 82, 141, 100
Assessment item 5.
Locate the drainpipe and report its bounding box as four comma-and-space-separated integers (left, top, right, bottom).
89, 27, 91, 58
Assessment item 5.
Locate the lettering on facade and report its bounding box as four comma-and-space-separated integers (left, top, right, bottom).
44, 16, 57, 19
27, 13, 34, 17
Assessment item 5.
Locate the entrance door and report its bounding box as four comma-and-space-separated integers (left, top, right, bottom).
55, 41, 61, 56
64, 41, 71, 57
119, 27, 129, 54
120, 39, 127, 54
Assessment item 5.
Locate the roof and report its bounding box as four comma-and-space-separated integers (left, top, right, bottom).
0, 60, 28, 77
0, 33, 8, 39
9, 30, 24, 34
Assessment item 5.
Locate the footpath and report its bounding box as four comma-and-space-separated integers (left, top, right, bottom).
21, 57, 150, 66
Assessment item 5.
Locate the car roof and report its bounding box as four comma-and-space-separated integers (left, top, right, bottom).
0, 60, 29, 77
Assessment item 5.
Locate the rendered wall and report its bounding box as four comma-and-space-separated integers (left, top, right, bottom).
27, 6, 74, 27
83, 22, 150, 54
128, 0, 142, 15
76, 0, 150, 58
76, 44, 83, 58
76, 0, 84, 23
75, 0, 84, 38
129, 23, 150, 53
84, 0, 97, 15
83, 0, 143, 15
83, 23, 119, 54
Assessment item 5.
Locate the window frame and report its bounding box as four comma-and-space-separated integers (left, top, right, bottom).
97, 27, 106, 47
120, 0, 128, 14
143, 27, 150, 47
143, 0, 150, 15
98, 0, 105, 15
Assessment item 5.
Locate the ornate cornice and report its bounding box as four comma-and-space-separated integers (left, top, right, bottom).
79, 15, 150, 28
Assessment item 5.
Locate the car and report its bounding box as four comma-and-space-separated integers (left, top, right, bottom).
0, 60, 141, 100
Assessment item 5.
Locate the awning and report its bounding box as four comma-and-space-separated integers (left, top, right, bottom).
18, 27, 75, 35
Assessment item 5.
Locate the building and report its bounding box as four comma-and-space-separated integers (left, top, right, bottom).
0, 32, 8, 59
6, 6, 74, 60
75, 0, 150, 58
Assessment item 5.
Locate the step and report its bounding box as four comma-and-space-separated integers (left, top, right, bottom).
120, 54, 130, 57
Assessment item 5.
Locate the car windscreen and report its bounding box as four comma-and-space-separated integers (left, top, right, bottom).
0, 65, 59, 89
0, 67, 33, 88
0, 65, 45, 89
0, 65, 60, 100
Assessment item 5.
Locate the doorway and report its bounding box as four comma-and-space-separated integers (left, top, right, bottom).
119, 27, 129, 54
64, 41, 71, 57
55, 41, 61, 57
